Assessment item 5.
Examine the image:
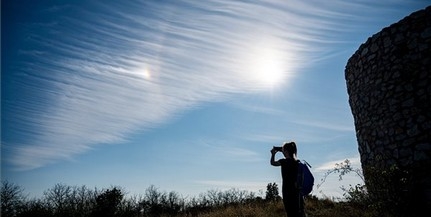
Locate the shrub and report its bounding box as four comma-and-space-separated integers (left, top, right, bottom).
264, 182, 280, 201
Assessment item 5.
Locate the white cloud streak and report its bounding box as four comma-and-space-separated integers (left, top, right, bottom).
4, 0, 418, 170
194, 180, 269, 193
314, 156, 362, 171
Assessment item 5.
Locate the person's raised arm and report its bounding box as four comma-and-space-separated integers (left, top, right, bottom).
270, 148, 281, 166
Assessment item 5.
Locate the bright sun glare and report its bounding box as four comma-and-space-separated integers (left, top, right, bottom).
242, 41, 288, 88
252, 47, 284, 86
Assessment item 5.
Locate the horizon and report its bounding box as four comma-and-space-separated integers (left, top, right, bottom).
2, 0, 430, 200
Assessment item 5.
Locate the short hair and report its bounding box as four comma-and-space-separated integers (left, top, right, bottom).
282, 141, 297, 157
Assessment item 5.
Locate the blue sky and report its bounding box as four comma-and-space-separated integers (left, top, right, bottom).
2, 0, 430, 200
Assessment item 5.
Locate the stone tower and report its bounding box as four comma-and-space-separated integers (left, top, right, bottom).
345, 6, 431, 214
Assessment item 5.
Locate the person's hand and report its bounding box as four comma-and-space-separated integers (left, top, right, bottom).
271, 148, 277, 155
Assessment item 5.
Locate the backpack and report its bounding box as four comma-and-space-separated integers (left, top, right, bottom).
296, 160, 314, 196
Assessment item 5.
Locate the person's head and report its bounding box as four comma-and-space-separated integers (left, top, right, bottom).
282, 141, 297, 158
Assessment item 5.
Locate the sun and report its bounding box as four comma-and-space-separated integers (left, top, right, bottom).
242, 41, 288, 88
251, 47, 284, 86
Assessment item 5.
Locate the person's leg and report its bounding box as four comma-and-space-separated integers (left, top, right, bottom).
282, 197, 289, 217
285, 195, 300, 217
299, 196, 306, 217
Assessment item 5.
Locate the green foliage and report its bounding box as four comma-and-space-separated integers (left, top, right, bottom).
316, 158, 425, 217
362, 163, 413, 217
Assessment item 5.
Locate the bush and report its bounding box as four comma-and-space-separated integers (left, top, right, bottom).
91, 187, 123, 217
264, 182, 280, 201
4, 157, 411, 217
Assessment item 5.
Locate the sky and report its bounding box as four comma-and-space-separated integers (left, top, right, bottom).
2, 0, 430, 200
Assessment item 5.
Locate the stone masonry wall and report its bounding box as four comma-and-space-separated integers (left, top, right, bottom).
345, 6, 431, 209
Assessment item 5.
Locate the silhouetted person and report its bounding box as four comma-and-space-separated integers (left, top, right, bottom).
271, 141, 305, 217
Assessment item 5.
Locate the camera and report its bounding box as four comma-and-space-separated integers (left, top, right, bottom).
273, 146, 282, 152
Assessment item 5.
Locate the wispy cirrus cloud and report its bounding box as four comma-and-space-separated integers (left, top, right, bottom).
4, 0, 391, 170
315, 156, 362, 171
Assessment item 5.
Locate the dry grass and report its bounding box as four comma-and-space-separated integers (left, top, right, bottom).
174, 197, 373, 217
180, 201, 285, 217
